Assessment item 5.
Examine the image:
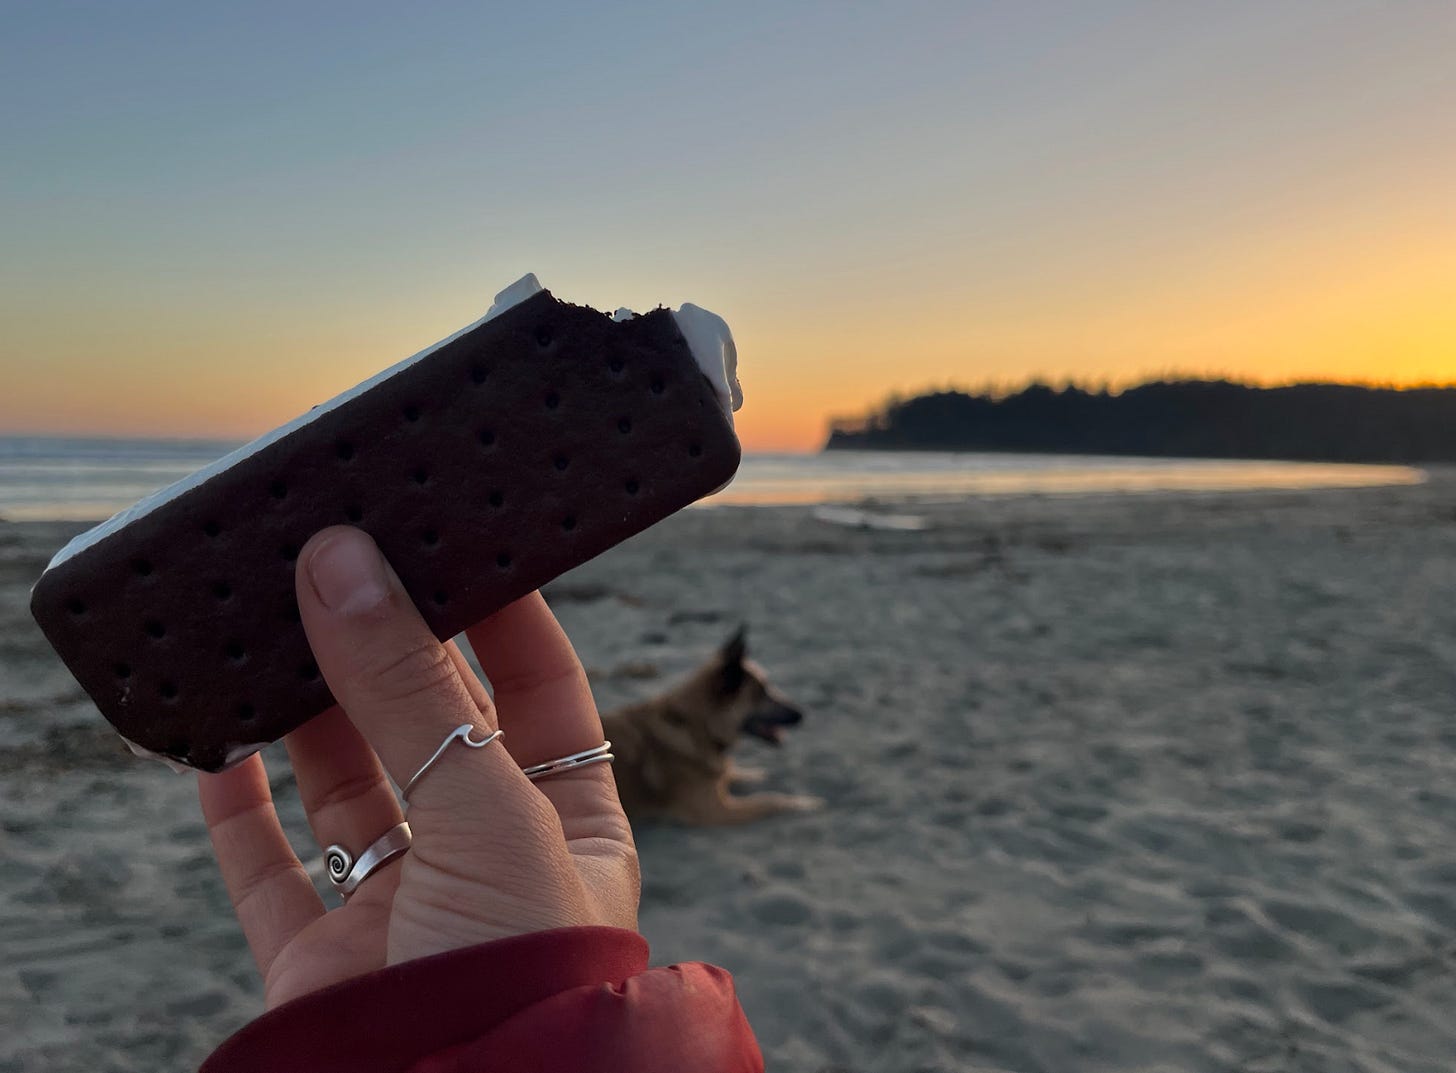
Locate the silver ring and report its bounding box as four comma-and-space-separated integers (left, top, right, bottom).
325, 821, 412, 897
402, 723, 505, 802
523, 741, 614, 782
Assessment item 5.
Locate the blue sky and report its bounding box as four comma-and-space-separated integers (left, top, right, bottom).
2, 1, 1452, 447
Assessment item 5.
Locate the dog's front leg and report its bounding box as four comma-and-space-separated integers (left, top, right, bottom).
726, 759, 768, 786
679, 783, 823, 825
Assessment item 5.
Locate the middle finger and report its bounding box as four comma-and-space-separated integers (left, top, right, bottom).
464, 591, 602, 767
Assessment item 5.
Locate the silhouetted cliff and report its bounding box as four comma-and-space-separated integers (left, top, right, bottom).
825, 381, 1456, 463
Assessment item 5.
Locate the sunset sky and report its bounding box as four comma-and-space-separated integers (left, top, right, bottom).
2, 2, 1452, 451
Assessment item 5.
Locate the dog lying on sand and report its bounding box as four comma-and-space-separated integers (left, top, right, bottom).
602, 628, 822, 825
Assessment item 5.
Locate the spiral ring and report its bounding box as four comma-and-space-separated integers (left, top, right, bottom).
325, 845, 354, 883
324, 822, 412, 897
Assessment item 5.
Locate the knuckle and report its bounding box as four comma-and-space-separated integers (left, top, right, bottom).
233, 857, 309, 916
360, 641, 462, 709
488, 661, 584, 700
304, 768, 387, 818
620, 845, 642, 901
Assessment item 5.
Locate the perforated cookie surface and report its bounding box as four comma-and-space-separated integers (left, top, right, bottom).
30, 291, 740, 771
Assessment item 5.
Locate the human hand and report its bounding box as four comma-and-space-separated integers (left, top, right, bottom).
197, 526, 639, 1009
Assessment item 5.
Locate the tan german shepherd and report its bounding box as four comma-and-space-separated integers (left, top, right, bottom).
602, 628, 822, 825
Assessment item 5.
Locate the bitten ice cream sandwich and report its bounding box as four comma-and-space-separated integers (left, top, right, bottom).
29, 274, 742, 772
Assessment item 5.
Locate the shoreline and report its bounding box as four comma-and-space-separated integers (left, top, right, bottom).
0, 441, 1431, 527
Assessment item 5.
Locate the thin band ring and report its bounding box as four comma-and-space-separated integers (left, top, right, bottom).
403, 723, 505, 802
325, 821, 412, 897
523, 741, 614, 782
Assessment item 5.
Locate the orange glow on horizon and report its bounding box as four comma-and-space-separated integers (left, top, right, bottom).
3, 209, 1451, 454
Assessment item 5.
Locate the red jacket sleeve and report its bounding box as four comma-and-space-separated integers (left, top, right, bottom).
200, 927, 763, 1073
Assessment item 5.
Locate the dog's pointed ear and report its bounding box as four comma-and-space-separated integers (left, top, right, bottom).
720, 625, 748, 666
717, 625, 748, 695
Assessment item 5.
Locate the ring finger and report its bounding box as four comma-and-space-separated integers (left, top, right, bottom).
284, 705, 407, 901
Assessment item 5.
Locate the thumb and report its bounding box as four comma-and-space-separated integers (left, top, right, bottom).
295, 526, 496, 795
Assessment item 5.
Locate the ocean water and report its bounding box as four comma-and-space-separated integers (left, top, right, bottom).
0, 435, 1423, 522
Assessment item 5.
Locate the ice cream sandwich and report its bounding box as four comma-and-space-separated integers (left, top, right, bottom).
29, 275, 742, 772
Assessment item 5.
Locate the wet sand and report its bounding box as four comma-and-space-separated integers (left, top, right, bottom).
5, 475, 1456, 1071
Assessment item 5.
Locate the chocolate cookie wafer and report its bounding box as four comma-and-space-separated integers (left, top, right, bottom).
30, 275, 742, 772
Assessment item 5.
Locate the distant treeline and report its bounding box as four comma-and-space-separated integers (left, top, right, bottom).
825, 381, 1456, 463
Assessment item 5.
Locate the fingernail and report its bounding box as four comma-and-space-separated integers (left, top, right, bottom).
307, 529, 391, 613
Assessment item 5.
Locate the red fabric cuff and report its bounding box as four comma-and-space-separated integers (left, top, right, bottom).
412, 961, 764, 1073
201, 927, 649, 1073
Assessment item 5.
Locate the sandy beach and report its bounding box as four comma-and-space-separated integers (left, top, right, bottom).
5, 474, 1456, 1072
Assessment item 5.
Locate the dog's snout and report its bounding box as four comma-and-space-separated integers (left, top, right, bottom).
774, 703, 804, 726
742, 698, 804, 746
